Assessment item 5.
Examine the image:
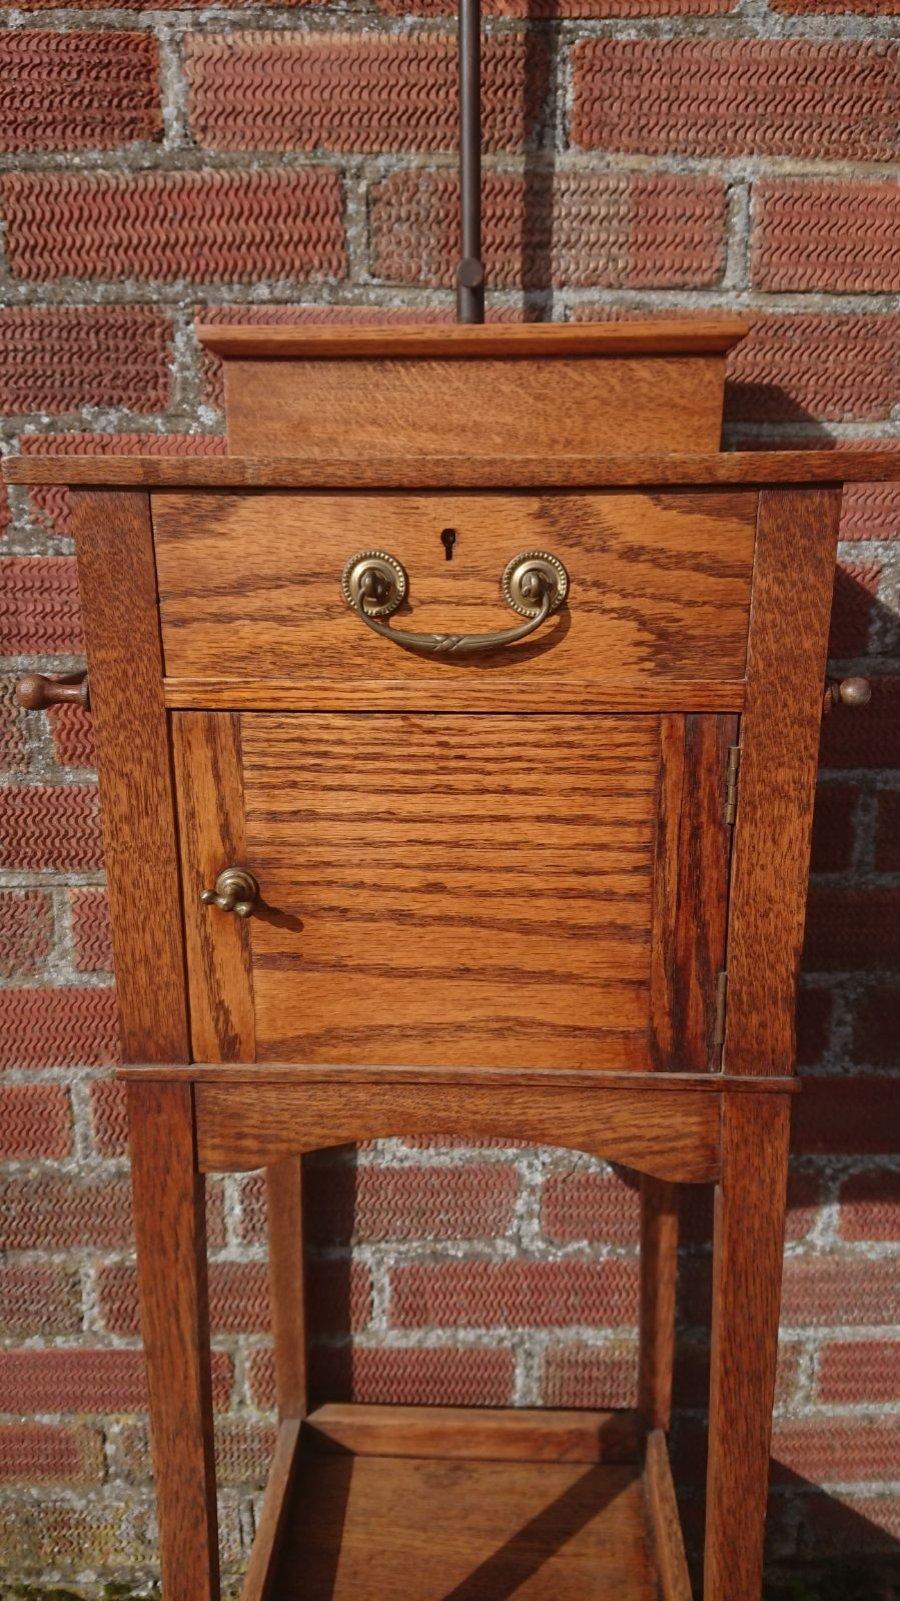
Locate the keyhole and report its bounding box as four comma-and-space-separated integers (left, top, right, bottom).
440, 528, 457, 561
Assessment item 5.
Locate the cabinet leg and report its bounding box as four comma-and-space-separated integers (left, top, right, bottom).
266, 1155, 307, 1418
127, 1082, 219, 1601
638, 1176, 678, 1432
704, 1092, 790, 1601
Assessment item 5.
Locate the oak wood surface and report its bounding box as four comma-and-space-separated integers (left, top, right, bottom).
302, 1404, 638, 1464
127, 1082, 219, 1601
7, 450, 900, 488
72, 490, 188, 1062
119, 1063, 799, 1092
650, 715, 737, 1072
172, 711, 255, 1062
644, 1430, 693, 1601
725, 489, 841, 1076
240, 1417, 302, 1601
223, 355, 727, 458
163, 676, 747, 714
197, 319, 749, 360
266, 1159, 307, 1420
153, 491, 756, 687
240, 713, 657, 1070
638, 1178, 679, 1434
193, 1079, 721, 1180
271, 1456, 659, 1599
704, 1092, 790, 1601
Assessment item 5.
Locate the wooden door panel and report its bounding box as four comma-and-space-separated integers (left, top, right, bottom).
241, 714, 657, 1071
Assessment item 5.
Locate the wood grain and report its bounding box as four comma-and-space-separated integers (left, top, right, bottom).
650, 715, 737, 1072
241, 713, 657, 1071
127, 1082, 219, 1601
172, 712, 255, 1062
272, 1456, 658, 1599
302, 1404, 638, 1464
197, 319, 749, 360
153, 491, 756, 687
7, 450, 899, 488
240, 1417, 302, 1601
638, 1177, 679, 1434
725, 489, 841, 1076
266, 1158, 307, 1420
164, 677, 747, 714
222, 356, 727, 458
644, 1430, 693, 1601
71, 490, 188, 1062
704, 1092, 791, 1601
120, 1063, 800, 1093
193, 1080, 720, 1181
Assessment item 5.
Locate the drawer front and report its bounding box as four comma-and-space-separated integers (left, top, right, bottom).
154, 489, 757, 694
173, 709, 734, 1075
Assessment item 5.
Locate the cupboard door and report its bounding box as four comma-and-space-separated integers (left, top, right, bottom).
174, 711, 734, 1073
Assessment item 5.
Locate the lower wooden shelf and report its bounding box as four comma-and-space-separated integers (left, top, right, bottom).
241, 1404, 692, 1600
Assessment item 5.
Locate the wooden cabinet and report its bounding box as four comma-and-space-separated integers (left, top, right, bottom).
7, 328, 899, 1601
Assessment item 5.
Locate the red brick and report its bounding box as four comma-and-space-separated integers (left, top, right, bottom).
852, 987, 900, 1066
306, 1260, 374, 1337
810, 784, 859, 873
0, 1347, 232, 1412
541, 1168, 640, 1244
781, 1256, 897, 1327
875, 792, 900, 872
236, 1169, 267, 1242
794, 1075, 900, 1154
0, 677, 26, 774
0, 31, 160, 152
542, 1341, 638, 1407
803, 888, 900, 971
673, 1337, 801, 1410
818, 1339, 900, 1404
306, 1342, 516, 1408
752, 181, 900, 293
48, 702, 96, 770
828, 561, 881, 657
70, 888, 113, 973
97, 1260, 272, 1336
796, 1490, 899, 1558
370, 169, 727, 289
784, 1169, 824, 1243
0, 1495, 157, 1574
304, 1160, 518, 1245
0, 1173, 132, 1251
838, 1168, 900, 1242
19, 430, 228, 542
0, 985, 119, 1069
0, 890, 52, 980
0, 555, 82, 652
0, 307, 171, 415
0, 785, 102, 871
572, 39, 896, 161
376, 0, 737, 14
819, 677, 900, 770
796, 987, 833, 1067
726, 314, 897, 428
3, 168, 346, 284
116, 1417, 276, 1488
0, 1263, 81, 1336
0, 1423, 104, 1485
186, 32, 545, 153
0, 1082, 71, 1159
88, 1077, 128, 1156
390, 1259, 639, 1329
772, 1419, 899, 1484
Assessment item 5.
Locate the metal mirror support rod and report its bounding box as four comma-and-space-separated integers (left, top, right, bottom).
457, 0, 485, 323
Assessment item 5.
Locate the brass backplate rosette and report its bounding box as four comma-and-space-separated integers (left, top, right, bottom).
341, 550, 408, 618
501, 551, 569, 618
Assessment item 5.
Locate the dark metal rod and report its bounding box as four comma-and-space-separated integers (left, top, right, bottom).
457, 0, 484, 323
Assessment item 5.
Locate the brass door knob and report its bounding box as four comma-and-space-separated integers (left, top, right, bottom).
200, 867, 259, 918
822, 677, 872, 716
17, 672, 90, 711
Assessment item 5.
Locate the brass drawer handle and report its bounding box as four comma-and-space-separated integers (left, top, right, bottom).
200, 867, 259, 918
341, 549, 568, 657
17, 671, 90, 711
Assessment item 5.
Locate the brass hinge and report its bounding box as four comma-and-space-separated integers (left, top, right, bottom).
724, 745, 741, 825
713, 970, 728, 1052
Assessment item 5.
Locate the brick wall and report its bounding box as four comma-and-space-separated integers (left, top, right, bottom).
0, 0, 897, 1593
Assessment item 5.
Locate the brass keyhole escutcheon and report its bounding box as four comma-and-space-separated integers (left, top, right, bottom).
200, 867, 260, 919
